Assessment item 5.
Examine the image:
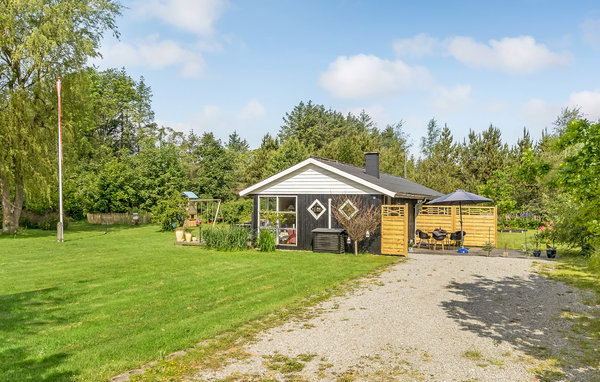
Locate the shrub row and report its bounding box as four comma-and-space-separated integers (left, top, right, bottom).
202, 225, 250, 251
19, 211, 70, 231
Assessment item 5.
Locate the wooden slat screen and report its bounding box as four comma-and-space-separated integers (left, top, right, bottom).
86, 213, 152, 225
381, 204, 408, 256
416, 206, 497, 247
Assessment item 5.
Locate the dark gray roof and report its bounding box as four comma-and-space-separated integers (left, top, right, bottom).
312, 156, 442, 199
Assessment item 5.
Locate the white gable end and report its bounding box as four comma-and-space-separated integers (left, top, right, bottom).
252, 164, 378, 195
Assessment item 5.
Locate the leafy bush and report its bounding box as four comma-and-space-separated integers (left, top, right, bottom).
498, 212, 542, 230
256, 229, 275, 252
151, 191, 186, 231
19, 211, 70, 230
221, 198, 253, 224
202, 225, 249, 251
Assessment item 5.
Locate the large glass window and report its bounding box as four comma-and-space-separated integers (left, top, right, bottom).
258, 196, 297, 246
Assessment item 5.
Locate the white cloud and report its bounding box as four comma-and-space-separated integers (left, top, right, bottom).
447, 36, 572, 74
393, 33, 437, 58
432, 85, 472, 116
319, 54, 434, 99
159, 100, 267, 143
521, 91, 600, 128
200, 105, 222, 119
137, 0, 228, 36
521, 98, 560, 127
581, 18, 600, 48
566, 90, 600, 120
236, 99, 266, 121
97, 35, 205, 78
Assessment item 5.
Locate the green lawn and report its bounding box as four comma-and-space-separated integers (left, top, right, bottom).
497, 230, 571, 253
497, 230, 538, 250
0, 223, 396, 381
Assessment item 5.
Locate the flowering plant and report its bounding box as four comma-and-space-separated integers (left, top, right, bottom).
538, 222, 555, 248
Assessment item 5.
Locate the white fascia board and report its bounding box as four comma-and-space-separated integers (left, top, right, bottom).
239, 158, 396, 197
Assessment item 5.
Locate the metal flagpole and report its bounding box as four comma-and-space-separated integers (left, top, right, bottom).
57, 78, 64, 242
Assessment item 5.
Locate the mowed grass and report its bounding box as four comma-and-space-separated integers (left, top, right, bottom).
0, 223, 396, 381
497, 230, 538, 250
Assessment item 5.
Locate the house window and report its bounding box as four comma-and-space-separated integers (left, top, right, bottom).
339, 199, 359, 220
308, 199, 325, 220
258, 196, 297, 246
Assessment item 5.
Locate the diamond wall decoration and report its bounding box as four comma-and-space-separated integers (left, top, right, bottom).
308, 199, 326, 220
339, 199, 359, 220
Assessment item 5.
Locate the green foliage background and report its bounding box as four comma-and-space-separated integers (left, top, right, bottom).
0, 0, 598, 268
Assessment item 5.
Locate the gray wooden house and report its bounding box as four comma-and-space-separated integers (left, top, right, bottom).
239, 153, 442, 254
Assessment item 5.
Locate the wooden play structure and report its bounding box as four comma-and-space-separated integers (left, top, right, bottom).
416, 205, 497, 247
181, 192, 224, 227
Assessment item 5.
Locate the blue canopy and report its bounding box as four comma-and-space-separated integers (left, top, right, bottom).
182, 191, 199, 199
426, 189, 492, 205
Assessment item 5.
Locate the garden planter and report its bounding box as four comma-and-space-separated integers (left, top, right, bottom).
546, 248, 556, 258
532, 249, 541, 257
185, 231, 192, 242
175, 228, 185, 242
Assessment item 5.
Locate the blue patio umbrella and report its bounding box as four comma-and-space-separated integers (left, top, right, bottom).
426, 190, 493, 253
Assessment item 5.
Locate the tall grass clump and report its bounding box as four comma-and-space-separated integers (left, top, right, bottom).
256, 229, 276, 252
202, 225, 249, 251
589, 248, 600, 272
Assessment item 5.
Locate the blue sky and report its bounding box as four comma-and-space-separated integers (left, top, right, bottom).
93, 0, 600, 151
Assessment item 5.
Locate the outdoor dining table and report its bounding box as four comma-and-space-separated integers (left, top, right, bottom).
428, 230, 449, 250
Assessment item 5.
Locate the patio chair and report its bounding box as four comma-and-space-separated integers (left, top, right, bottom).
416, 229, 431, 249
432, 229, 447, 251
450, 231, 465, 247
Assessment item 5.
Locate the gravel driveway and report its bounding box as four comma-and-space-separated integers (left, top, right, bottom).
193, 253, 597, 381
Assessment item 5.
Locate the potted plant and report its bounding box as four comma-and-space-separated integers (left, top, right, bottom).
184, 227, 193, 242
175, 227, 185, 242
521, 242, 533, 257
408, 240, 414, 252
532, 231, 541, 257
539, 222, 556, 258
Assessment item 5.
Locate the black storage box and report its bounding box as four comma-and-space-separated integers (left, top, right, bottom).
312, 228, 346, 254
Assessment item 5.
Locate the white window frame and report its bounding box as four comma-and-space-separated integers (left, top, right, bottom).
257, 195, 297, 247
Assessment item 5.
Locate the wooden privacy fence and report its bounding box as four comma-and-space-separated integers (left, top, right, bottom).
416, 206, 497, 247
87, 213, 152, 225
381, 204, 408, 256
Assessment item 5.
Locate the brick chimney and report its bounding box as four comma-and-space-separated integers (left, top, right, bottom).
365, 152, 379, 178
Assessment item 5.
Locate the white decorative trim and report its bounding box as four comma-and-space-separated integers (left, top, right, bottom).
339, 199, 359, 220
308, 199, 326, 220
239, 158, 396, 197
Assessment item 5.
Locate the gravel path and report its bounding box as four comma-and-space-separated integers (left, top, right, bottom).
193, 253, 597, 382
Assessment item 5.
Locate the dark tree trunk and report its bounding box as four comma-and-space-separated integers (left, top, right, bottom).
1, 176, 24, 234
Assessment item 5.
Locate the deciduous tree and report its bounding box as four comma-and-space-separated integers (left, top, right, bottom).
0, 0, 121, 233
332, 195, 380, 256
